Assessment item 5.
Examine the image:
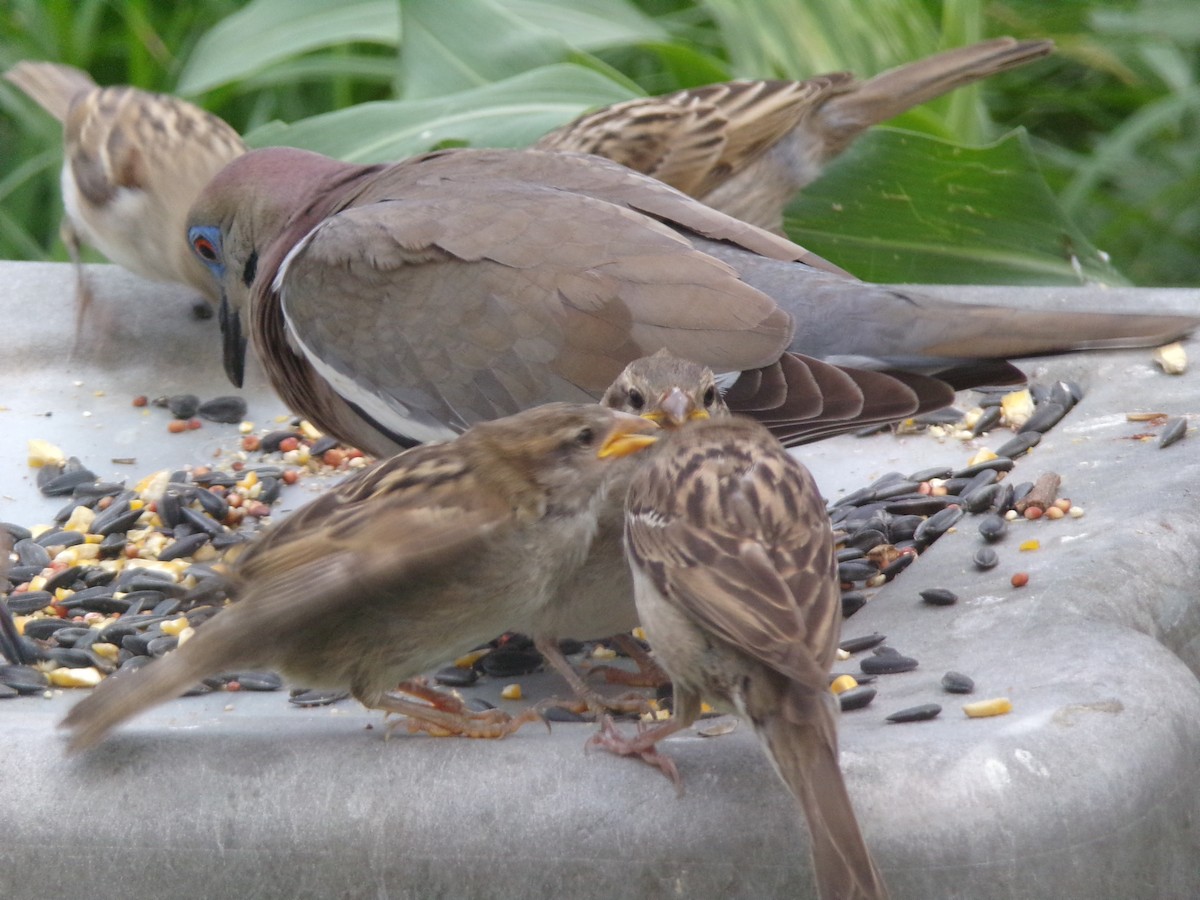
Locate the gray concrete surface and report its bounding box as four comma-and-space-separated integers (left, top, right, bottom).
2, 261, 1199, 899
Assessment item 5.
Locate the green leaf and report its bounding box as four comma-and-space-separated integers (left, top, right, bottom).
784, 128, 1127, 286
497, 0, 667, 50
245, 63, 638, 161
398, 0, 571, 98
177, 0, 399, 95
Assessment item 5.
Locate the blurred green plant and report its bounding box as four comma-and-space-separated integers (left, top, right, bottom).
1, 0, 1196, 286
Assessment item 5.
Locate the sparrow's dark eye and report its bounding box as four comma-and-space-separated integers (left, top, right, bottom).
703, 386, 716, 407
627, 389, 645, 411
575, 427, 595, 448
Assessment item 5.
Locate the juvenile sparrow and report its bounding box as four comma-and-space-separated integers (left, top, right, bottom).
537, 37, 1053, 233
4, 61, 245, 319
529, 351, 731, 709
185, 145, 1196, 458
59, 403, 658, 752
591, 415, 889, 899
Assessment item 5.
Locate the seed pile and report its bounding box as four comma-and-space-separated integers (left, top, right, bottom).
829, 380, 1096, 724
0, 378, 1129, 731
0, 410, 373, 701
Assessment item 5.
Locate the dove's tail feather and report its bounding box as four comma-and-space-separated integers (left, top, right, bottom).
757, 710, 890, 900
59, 622, 256, 753
819, 37, 1054, 147
5, 61, 97, 121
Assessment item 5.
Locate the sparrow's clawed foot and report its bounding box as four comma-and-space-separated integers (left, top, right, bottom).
380, 679, 546, 739
586, 714, 686, 794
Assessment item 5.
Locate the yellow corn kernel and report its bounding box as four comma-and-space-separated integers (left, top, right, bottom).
1019, 539, 1040, 552
160, 616, 191, 637
91, 642, 120, 661
299, 420, 323, 441
177, 626, 196, 646
48, 667, 103, 688
830, 675, 858, 695
1000, 389, 1034, 429
967, 447, 999, 467
632, 626, 647, 641
63, 506, 95, 533
453, 649, 490, 668
1154, 341, 1187, 375
963, 697, 1013, 718
591, 645, 617, 660
28, 439, 66, 467
500, 683, 522, 701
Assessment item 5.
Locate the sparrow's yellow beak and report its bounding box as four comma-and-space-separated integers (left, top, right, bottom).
646, 387, 709, 428
598, 411, 660, 459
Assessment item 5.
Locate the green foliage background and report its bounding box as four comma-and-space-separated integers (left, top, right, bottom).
1, 0, 1197, 287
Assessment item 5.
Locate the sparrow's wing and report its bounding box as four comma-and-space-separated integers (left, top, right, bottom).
536, 78, 846, 199
627, 429, 840, 689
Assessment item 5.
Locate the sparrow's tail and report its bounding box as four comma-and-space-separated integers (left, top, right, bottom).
817, 37, 1054, 152
5, 61, 98, 122
757, 700, 890, 900
58, 615, 256, 753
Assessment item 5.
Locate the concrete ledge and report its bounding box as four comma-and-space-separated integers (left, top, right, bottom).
2, 262, 1199, 899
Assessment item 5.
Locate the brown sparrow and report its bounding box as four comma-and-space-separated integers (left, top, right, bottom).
4, 61, 245, 321
537, 37, 1053, 234
185, 144, 1196, 458
529, 351, 731, 711
590, 415, 889, 899
59, 403, 658, 752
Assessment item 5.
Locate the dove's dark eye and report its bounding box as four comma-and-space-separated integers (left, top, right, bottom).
575, 427, 596, 447
627, 389, 645, 411
703, 386, 716, 407
192, 235, 218, 262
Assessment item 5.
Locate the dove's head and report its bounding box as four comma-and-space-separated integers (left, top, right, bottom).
601, 349, 730, 428
186, 147, 362, 388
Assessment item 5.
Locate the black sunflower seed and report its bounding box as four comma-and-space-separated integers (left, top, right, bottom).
841, 592, 867, 618
861, 653, 919, 675
886, 703, 942, 723
920, 588, 958, 607
1159, 417, 1187, 449
434, 666, 479, 688
1019, 401, 1068, 435
838, 686, 877, 712
973, 547, 1000, 570
995, 433, 1041, 459
970, 406, 1003, 436
480, 647, 543, 677
167, 394, 200, 418
13, 539, 50, 568
839, 633, 887, 654
4, 591, 53, 614
942, 671, 976, 694
288, 688, 350, 707
913, 507, 963, 545
34, 530, 85, 549
198, 395, 247, 424
838, 560, 879, 583
907, 466, 953, 483
978, 514, 1008, 543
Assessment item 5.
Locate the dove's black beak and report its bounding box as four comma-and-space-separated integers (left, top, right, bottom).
219, 295, 247, 388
